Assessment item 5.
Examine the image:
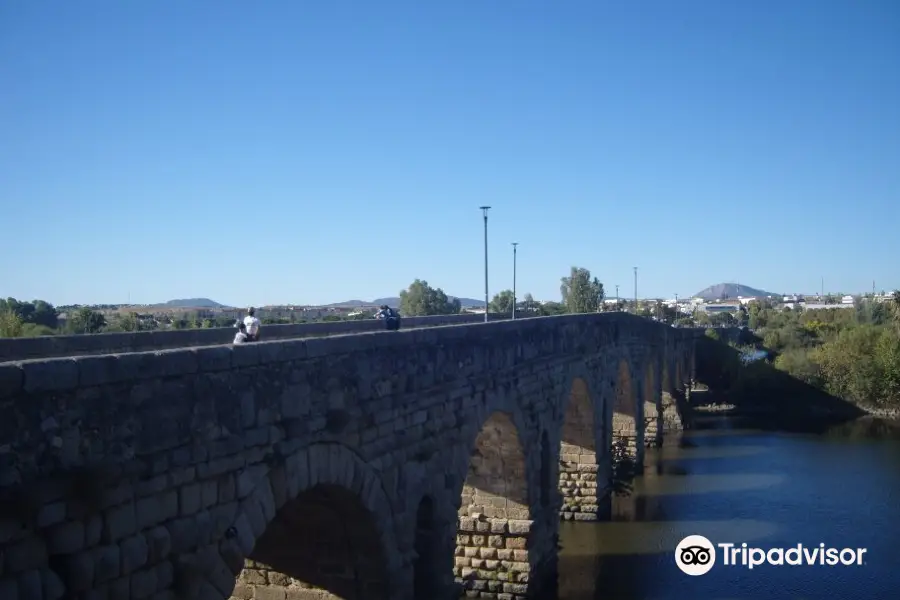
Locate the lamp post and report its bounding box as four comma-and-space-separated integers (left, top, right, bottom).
633, 267, 638, 312
615, 285, 620, 311
675, 293, 679, 324
480, 206, 491, 323
511, 242, 518, 320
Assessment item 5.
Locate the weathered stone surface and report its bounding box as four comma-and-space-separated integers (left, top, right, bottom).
0, 313, 695, 599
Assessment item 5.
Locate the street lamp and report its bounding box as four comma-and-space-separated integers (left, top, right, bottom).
615, 284, 620, 311
479, 206, 491, 323
511, 242, 518, 320
633, 267, 638, 312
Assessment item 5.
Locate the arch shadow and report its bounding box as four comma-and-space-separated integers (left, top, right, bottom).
642, 359, 661, 448
450, 395, 556, 599
557, 371, 607, 521
201, 443, 402, 600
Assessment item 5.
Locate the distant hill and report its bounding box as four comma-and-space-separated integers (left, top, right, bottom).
327, 296, 486, 308
162, 298, 227, 308
693, 283, 779, 301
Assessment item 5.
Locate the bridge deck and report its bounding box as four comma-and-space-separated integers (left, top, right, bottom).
0, 312, 536, 363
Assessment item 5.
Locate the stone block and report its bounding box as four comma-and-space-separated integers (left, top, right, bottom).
5, 536, 47, 573
75, 355, 121, 386
120, 533, 149, 574
195, 346, 233, 372
103, 501, 137, 544
47, 519, 85, 554
0, 363, 23, 397
21, 358, 78, 393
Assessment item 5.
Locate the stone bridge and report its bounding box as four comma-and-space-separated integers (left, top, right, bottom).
0, 313, 695, 600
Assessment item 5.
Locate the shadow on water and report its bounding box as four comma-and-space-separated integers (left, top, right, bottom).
557, 413, 900, 599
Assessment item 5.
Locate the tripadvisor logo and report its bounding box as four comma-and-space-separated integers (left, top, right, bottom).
675, 535, 868, 575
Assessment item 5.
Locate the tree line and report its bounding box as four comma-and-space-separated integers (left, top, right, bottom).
0, 266, 615, 338
0, 299, 362, 338
707, 294, 900, 411
396, 268, 608, 317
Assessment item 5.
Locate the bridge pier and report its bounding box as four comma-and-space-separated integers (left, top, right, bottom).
558, 378, 601, 521
453, 412, 554, 600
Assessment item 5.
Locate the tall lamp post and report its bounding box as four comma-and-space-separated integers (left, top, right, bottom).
511, 242, 518, 320
479, 206, 491, 323
633, 267, 638, 312
615, 285, 620, 311
675, 293, 679, 324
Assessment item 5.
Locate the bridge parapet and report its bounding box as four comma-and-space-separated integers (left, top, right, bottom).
0, 312, 531, 363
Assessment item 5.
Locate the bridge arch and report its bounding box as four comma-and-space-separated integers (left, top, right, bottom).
209, 443, 401, 600
612, 359, 642, 463
452, 398, 554, 599
558, 375, 604, 520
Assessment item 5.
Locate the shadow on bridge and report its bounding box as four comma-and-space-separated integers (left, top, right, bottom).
234, 484, 389, 600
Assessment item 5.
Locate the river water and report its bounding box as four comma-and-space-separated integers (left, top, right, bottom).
558, 415, 900, 599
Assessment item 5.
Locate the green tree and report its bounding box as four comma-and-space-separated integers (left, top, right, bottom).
67, 307, 106, 334
560, 267, 604, 314
489, 290, 516, 315
398, 279, 461, 316
537, 301, 567, 316
522, 293, 536, 314
0, 298, 59, 329
710, 312, 736, 327
111, 312, 141, 332
0, 310, 24, 338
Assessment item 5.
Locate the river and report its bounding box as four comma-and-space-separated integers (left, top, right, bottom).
558, 414, 900, 599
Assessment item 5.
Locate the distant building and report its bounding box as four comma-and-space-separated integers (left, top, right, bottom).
800, 303, 854, 310
700, 303, 741, 314
841, 295, 855, 305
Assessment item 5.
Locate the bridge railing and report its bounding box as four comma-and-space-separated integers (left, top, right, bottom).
0, 312, 540, 362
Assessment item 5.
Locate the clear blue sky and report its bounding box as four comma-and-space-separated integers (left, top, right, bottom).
2, 0, 898, 307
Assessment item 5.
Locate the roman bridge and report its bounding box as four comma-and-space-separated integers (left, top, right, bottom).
0, 312, 695, 600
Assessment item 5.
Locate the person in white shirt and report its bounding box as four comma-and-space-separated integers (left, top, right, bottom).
233, 322, 249, 344
243, 307, 261, 341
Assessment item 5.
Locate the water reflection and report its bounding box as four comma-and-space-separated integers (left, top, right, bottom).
558, 416, 900, 599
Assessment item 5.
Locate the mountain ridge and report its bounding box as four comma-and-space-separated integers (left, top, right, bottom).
693, 283, 779, 300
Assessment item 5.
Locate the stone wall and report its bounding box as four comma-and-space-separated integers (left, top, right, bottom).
0, 313, 529, 362
0, 313, 694, 600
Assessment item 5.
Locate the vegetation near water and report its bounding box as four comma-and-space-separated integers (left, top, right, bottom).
704, 294, 900, 413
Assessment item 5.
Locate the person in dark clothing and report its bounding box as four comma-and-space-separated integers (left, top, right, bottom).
376, 305, 401, 331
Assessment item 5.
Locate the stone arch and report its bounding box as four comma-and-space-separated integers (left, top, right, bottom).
642, 359, 661, 448
558, 377, 602, 520
612, 359, 642, 461
206, 443, 401, 600
454, 411, 539, 599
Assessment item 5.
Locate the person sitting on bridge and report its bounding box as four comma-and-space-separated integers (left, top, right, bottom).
233, 322, 249, 344
375, 305, 401, 331
243, 307, 261, 341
